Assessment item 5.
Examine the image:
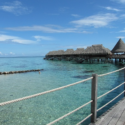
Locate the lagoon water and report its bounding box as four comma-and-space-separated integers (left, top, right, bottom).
0, 57, 124, 125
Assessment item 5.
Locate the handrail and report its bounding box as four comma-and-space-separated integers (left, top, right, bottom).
97, 90, 125, 112
47, 100, 93, 125
98, 67, 125, 77
97, 82, 125, 99
76, 113, 92, 125
0, 77, 92, 106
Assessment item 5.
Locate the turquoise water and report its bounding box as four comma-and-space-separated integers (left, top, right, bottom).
0, 57, 124, 125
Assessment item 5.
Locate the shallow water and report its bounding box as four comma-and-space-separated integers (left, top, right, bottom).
0, 57, 124, 125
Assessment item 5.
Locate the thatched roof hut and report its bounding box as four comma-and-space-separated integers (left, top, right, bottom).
64, 49, 75, 55
74, 48, 85, 55
111, 38, 125, 53
92, 44, 112, 54
80, 44, 112, 55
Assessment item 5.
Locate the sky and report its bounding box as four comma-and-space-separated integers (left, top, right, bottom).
0, 0, 125, 56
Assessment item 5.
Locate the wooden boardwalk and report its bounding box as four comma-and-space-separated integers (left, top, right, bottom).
90, 97, 125, 125
112, 55, 125, 59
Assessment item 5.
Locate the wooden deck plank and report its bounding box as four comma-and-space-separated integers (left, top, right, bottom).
90, 98, 125, 125
96, 100, 125, 125
108, 107, 125, 125
116, 121, 125, 125
116, 109, 125, 124
108, 118, 119, 125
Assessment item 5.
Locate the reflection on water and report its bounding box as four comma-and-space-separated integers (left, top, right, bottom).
83, 70, 95, 73
72, 75, 91, 79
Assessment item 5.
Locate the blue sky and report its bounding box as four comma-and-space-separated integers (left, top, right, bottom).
0, 0, 125, 56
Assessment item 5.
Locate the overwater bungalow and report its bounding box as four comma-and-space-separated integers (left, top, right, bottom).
55, 50, 65, 60
64, 49, 74, 55
111, 38, 125, 64
73, 48, 85, 62
45, 44, 113, 63
82, 45, 112, 63
63, 49, 75, 61
112, 38, 125, 53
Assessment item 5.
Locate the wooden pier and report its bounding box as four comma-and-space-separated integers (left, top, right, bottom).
112, 54, 125, 59
90, 97, 125, 125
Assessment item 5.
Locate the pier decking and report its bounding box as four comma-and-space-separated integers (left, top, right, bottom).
90, 97, 125, 125
112, 54, 125, 59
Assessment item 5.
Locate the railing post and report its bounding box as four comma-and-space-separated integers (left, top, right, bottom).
91, 74, 98, 123
124, 67, 125, 97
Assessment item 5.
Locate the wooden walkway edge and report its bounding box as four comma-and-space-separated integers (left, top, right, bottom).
90, 97, 125, 125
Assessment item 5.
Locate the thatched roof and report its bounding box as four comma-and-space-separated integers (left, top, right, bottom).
83, 44, 112, 55
111, 38, 125, 53
85, 46, 96, 54
46, 51, 57, 56
92, 44, 104, 54
46, 51, 53, 56
92, 44, 112, 54
105, 48, 112, 54
46, 44, 112, 56
53, 51, 58, 55
56, 50, 65, 55
64, 49, 75, 55
74, 48, 85, 54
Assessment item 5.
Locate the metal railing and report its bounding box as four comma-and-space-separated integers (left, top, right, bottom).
0, 67, 125, 125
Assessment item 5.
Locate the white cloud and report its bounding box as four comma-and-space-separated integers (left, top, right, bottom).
71, 14, 80, 17
120, 0, 125, 3
34, 36, 53, 41
0, 1, 31, 15
104, 7, 120, 11
6, 25, 89, 33
120, 14, 125, 18
6, 25, 77, 33
112, 0, 125, 3
116, 36, 125, 39
0, 34, 35, 44
0, 52, 2, 55
120, 28, 125, 32
10, 52, 15, 55
71, 13, 118, 28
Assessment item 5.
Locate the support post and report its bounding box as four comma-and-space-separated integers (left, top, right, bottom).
115, 58, 116, 63
124, 67, 125, 97
91, 74, 98, 123
119, 59, 122, 63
